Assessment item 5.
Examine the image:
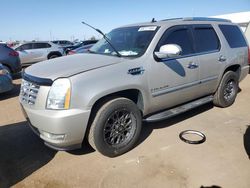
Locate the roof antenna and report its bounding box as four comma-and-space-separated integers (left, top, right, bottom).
151, 18, 156, 23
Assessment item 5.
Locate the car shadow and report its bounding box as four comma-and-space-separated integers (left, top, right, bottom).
162, 59, 186, 77
0, 121, 56, 187
136, 103, 214, 148
243, 125, 250, 159
67, 138, 95, 155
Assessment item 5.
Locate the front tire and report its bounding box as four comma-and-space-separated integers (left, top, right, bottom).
48, 54, 59, 59
88, 98, 142, 157
213, 71, 239, 108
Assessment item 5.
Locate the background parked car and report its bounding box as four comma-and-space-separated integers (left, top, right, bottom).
0, 43, 21, 74
65, 40, 98, 54
0, 63, 13, 93
51, 40, 74, 47
15, 41, 64, 66
67, 44, 95, 55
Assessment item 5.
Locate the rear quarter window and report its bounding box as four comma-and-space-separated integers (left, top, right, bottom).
33, 43, 50, 49
219, 25, 247, 48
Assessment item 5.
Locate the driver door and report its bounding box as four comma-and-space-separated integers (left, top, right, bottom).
147, 25, 201, 113
16, 43, 35, 65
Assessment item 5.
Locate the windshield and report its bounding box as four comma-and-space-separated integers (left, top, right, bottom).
90, 26, 158, 57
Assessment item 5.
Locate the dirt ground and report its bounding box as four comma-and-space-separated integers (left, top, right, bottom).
0, 76, 249, 188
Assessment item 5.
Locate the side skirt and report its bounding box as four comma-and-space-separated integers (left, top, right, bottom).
144, 95, 213, 123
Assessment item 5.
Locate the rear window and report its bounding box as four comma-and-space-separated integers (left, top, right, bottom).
193, 26, 220, 53
219, 25, 247, 48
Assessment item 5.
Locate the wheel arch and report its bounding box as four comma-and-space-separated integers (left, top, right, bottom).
223, 64, 241, 80
90, 89, 144, 116
47, 51, 62, 59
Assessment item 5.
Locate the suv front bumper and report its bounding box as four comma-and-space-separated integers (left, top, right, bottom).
21, 104, 91, 150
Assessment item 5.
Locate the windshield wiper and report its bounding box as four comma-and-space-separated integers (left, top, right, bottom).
81, 21, 121, 57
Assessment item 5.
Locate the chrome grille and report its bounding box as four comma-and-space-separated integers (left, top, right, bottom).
20, 79, 40, 105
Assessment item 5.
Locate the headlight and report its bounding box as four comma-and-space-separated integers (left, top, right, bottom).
46, 78, 71, 110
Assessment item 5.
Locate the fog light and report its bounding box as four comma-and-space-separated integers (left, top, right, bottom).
40, 130, 65, 141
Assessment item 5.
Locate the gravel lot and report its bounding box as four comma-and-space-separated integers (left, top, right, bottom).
0, 76, 249, 188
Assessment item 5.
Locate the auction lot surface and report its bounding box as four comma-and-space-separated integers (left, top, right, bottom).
0, 76, 250, 188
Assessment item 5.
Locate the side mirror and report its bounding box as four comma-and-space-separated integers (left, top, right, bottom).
154, 44, 182, 59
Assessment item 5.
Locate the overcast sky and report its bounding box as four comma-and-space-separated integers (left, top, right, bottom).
0, 0, 249, 41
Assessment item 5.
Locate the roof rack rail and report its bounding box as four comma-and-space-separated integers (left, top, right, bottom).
161, 17, 231, 23
183, 17, 231, 22
161, 18, 183, 22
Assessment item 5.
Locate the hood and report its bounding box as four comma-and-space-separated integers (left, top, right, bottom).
25, 53, 122, 80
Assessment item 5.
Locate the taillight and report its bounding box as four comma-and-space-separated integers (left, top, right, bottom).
68, 50, 76, 55
9, 51, 19, 57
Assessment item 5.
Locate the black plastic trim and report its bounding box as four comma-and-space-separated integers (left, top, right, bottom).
22, 72, 53, 86
44, 142, 82, 151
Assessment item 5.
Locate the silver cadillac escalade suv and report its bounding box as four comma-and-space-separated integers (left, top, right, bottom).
20, 17, 249, 157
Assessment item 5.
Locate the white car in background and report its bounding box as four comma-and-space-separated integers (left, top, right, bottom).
15, 41, 64, 66
51, 40, 73, 47
245, 22, 250, 44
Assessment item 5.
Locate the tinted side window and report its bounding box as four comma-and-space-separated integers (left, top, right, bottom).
33, 43, 50, 49
194, 27, 220, 53
219, 25, 247, 48
157, 28, 194, 56
16, 43, 32, 51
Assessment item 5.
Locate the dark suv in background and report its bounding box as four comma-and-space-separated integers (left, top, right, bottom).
0, 43, 21, 74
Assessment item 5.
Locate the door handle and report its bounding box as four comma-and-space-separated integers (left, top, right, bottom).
187, 62, 199, 69
218, 55, 226, 62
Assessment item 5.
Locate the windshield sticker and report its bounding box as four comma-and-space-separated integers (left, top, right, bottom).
138, 26, 157, 32
119, 51, 138, 56
104, 49, 111, 53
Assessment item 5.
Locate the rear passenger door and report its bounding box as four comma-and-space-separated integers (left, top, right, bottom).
32, 43, 51, 62
192, 24, 224, 95
16, 43, 35, 64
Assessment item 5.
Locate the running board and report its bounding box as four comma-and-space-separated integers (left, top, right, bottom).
144, 95, 213, 123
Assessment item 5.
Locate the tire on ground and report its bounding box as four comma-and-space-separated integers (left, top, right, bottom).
88, 97, 142, 157
2, 65, 11, 74
213, 70, 239, 108
48, 53, 60, 59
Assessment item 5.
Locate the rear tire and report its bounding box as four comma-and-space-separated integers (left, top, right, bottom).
2, 65, 11, 74
213, 71, 239, 108
48, 54, 60, 59
88, 98, 142, 157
